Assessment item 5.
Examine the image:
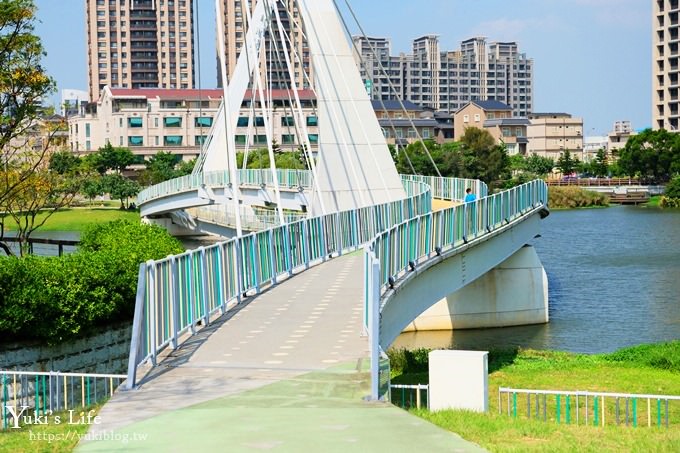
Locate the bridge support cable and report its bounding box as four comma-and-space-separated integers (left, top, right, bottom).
340, 0, 442, 178
331, 0, 418, 179
245, 2, 285, 225
272, 3, 328, 215
215, 0, 244, 236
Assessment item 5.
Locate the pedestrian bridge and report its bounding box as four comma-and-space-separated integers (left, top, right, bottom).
127, 171, 549, 399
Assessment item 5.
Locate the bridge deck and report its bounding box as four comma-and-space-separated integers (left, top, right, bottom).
79, 254, 482, 452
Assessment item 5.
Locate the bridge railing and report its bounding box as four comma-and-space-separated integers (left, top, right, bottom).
127, 176, 458, 388
137, 169, 313, 205
367, 180, 548, 291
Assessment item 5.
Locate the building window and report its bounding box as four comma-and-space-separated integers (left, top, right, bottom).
463, 115, 469, 123
155, 136, 159, 146
254, 135, 267, 144
237, 117, 249, 127
164, 117, 182, 127
235, 135, 247, 144
194, 116, 213, 128
306, 116, 318, 127
128, 136, 144, 146
422, 128, 431, 139
128, 117, 143, 128
154, 117, 159, 128
308, 134, 319, 144
85, 123, 91, 138
395, 128, 403, 138
474, 114, 481, 122
195, 135, 207, 146
254, 117, 265, 127
164, 135, 183, 146
502, 127, 511, 137
281, 116, 295, 127
282, 134, 296, 144
85, 140, 91, 151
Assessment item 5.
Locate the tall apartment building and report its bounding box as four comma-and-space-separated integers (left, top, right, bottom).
653, 0, 680, 130
353, 35, 533, 117
86, 0, 195, 101
217, 0, 310, 89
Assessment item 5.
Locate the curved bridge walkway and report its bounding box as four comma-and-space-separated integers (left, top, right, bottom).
79, 253, 483, 452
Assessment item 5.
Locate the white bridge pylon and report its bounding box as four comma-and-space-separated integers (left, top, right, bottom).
198, 0, 406, 219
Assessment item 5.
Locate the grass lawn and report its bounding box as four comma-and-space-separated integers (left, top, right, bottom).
390, 343, 680, 452
2, 208, 140, 233
0, 405, 102, 453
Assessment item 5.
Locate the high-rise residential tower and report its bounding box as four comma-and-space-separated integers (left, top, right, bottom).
86, 0, 195, 101
354, 35, 533, 117
217, 0, 311, 89
653, 0, 680, 130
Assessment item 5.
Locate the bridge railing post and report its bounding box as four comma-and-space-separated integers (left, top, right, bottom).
170, 256, 180, 349
148, 262, 158, 365
368, 255, 381, 401
199, 247, 210, 326
126, 262, 148, 389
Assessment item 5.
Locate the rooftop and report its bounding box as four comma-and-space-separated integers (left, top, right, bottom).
371, 99, 423, 111
107, 88, 316, 101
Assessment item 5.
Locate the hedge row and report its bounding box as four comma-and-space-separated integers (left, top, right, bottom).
0, 220, 183, 344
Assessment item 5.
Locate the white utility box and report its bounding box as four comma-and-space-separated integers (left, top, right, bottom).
428, 350, 488, 412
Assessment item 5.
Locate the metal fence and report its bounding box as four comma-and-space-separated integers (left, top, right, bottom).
499, 387, 680, 428
390, 384, 429, 410
1, 370, 126, 430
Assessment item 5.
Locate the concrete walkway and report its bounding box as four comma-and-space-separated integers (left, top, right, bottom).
78, 253, 484, 452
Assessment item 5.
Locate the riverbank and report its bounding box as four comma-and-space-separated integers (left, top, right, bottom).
390, 342, 680, 452
2, 207, 140, 232
547, 186, 609, 209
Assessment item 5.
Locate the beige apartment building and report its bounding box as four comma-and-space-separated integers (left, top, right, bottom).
86, 0, 195, 101
608, 120, 635, 155
653, 0, 680, 130
453, 100, 529, 155
527, 113, 584, 160
68, 87, 319, 160
217, 0, 311, 89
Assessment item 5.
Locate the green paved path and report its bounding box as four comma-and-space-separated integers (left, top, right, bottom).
78, 254, 484, 452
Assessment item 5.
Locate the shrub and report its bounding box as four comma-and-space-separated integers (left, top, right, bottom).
665, 176, 680, 199
659, 196, 680, 208
548, 186, 609, 209
0, 220, 183, 343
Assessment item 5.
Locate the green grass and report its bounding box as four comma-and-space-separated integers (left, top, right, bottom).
644, 195, 662, 207
2, 208, 140, 232
0, 405, 102, 453
391, 342, 680, 452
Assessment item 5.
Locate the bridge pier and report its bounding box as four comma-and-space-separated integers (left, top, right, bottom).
404, 245, 548, 331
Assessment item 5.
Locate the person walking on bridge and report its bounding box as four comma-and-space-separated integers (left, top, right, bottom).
464, 187, 477, 203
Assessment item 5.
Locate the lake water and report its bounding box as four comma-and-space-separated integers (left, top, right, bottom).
393, 206, 680, 354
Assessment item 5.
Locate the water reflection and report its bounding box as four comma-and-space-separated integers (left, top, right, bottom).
394, 206, 680, 353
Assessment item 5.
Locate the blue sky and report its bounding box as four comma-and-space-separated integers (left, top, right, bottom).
34, 0, 650, 136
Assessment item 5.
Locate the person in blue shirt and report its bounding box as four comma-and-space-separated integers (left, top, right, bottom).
464, 188, 477, 203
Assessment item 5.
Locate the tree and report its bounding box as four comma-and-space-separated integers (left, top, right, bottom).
2, 158, 79, 255
81, 175, 104, 206
140, 151, 179, 185
590, 148, 609, 177
0, 0, 59, 254
49, 150, 81, 175
524, 154, 555, 176
618, 129, 680, 181
458, 127, 510, 184
557, 150, 578, 176
176, 158, 196, 176
102, 174, 139, 209
84, 143, 134, 175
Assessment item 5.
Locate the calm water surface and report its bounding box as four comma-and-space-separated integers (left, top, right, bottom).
393, 206, 680, 353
